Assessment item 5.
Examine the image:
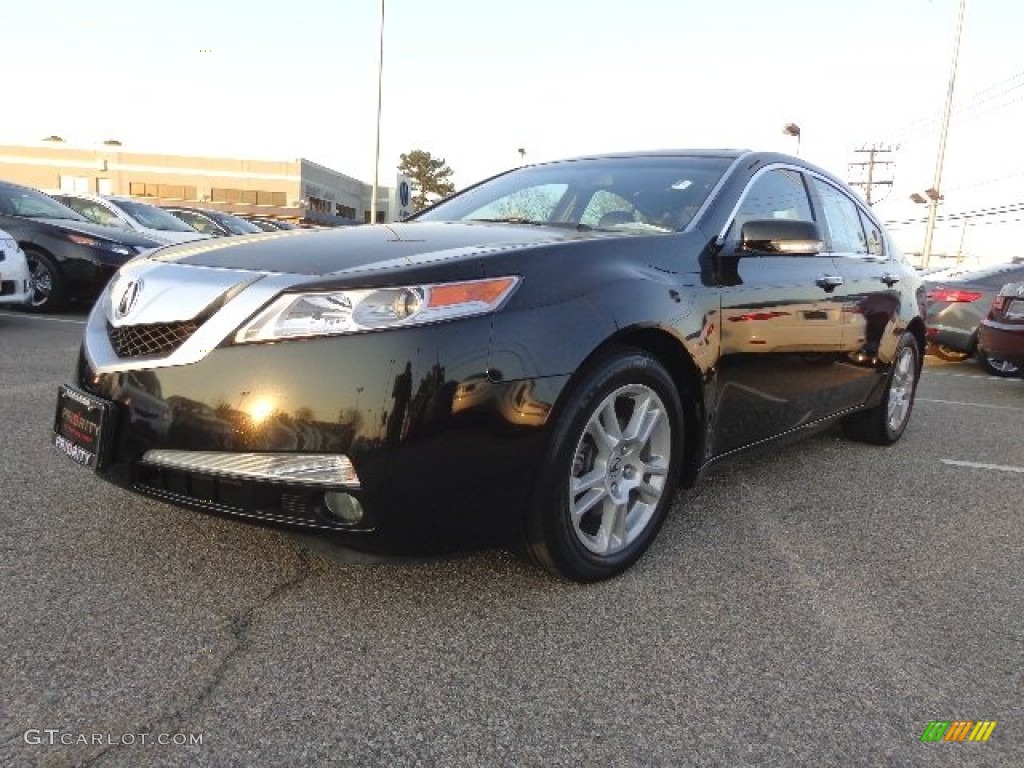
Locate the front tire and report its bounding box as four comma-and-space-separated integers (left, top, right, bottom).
524, 348, 684, 582
842, 332, 920, 445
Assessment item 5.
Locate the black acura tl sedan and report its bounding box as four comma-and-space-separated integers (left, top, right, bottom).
53, 150, 926, 581
0, 181, 160, 311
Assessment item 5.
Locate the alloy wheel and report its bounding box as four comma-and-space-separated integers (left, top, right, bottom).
27, 255, 53, 308
984, 356, 1020, 376
886, 345, 916, 433
568, 384, 671, 556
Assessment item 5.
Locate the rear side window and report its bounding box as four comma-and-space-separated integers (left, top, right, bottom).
858, 208, 886, 257
810, 179, 868, 255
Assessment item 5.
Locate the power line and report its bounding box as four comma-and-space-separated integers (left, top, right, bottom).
889, 67, 1024, 144
884, 200, 1024, 227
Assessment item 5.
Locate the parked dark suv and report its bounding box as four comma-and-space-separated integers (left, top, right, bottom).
0, 181, 160, 311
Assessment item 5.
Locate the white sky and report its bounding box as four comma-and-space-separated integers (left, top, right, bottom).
4, 0, 1023, 262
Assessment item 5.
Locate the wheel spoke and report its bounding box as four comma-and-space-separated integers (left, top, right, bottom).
571, 487, 608, 523
570, 467, 605, 496
637, 480, 662, 501
623, 393, 661, 444
599, 500, 628, 553
590, 401, 622, 452
642, 456, 669, 477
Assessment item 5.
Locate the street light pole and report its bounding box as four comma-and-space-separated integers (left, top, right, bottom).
369, 0, 385, 224
921, 0, 967, 269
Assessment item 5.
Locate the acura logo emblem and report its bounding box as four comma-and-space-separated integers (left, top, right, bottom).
116, 279, 143, 318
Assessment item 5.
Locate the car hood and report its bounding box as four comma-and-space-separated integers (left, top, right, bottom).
145, 221, 606, 277
34, 217, 162, 247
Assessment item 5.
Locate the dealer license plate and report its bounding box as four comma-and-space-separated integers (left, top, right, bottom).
53, 385, 114, 469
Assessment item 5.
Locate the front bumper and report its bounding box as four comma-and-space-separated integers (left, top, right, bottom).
71, 318, 568, 549
0, 245, 31, 305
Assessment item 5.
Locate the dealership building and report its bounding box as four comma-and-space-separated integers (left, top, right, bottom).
0, 139, 397, 226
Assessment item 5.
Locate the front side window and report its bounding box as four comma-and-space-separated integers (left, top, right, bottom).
811, 178, 868, 255
728, 168, 815, 241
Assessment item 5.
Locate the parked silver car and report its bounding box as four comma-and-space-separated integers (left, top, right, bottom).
0, 227, 31, 306
924, 262, 1024, 363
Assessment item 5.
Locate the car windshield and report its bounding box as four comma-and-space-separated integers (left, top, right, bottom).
415, 155, 733, 232
113, 199, 198, 232
0, 186, 88, 221
209, 211, 264, 235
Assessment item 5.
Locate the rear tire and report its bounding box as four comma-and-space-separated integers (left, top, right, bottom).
842, 332, 920, 445
976, 351, 1021, 377
524, 347, 683, 582
24, 248, 67, 312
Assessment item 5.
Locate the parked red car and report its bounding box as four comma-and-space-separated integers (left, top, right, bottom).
977, 281, 1024, 376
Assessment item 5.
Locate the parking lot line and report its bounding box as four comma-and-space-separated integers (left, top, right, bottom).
0, 311, 86, 324
917, 397, 1024, 413
924, 370, 1024, 384
941, 459, 1024, 474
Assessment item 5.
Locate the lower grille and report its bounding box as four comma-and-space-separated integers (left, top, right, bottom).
133, 465, 371, 532
107, 320, 199, 358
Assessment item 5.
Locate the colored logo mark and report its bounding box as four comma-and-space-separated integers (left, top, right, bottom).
921, 720, 997, 742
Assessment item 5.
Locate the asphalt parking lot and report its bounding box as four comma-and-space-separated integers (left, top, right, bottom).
1, 309, 1021, 767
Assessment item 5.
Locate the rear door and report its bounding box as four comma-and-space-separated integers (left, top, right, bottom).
806, 176, 905, 412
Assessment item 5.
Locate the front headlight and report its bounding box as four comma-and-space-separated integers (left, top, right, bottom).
66, 233, 136, 257
234, 276, 521, 343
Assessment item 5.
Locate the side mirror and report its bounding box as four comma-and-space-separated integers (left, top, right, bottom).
739, 219, 823, 256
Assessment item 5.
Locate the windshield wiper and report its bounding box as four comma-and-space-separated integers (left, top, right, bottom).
466, 217, 591, 231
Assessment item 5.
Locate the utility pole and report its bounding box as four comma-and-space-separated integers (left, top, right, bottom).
848, 144, 896, 205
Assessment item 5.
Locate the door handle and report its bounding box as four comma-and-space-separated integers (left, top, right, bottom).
815, 274, 844, 292
880, 272, 901, 286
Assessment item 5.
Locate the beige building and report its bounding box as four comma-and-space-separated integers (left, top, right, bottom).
0, 139, 392, 225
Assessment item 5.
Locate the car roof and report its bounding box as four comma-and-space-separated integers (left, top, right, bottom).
553, 148, 748, 163
50, 190, 109, 202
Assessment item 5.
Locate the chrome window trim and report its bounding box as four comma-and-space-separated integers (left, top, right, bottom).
714, 162, 816, 246
806, 173, 890, 260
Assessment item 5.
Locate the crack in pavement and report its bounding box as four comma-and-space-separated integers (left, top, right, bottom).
70, 544, 315, 768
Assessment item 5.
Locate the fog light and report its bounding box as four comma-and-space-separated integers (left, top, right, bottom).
324, 491, 364, 525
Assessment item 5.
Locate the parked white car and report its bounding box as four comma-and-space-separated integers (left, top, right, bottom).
48, 192, 212, 245
0, 227, 31, 306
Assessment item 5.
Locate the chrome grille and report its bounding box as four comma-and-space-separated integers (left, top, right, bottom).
107, 320, 200, 358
